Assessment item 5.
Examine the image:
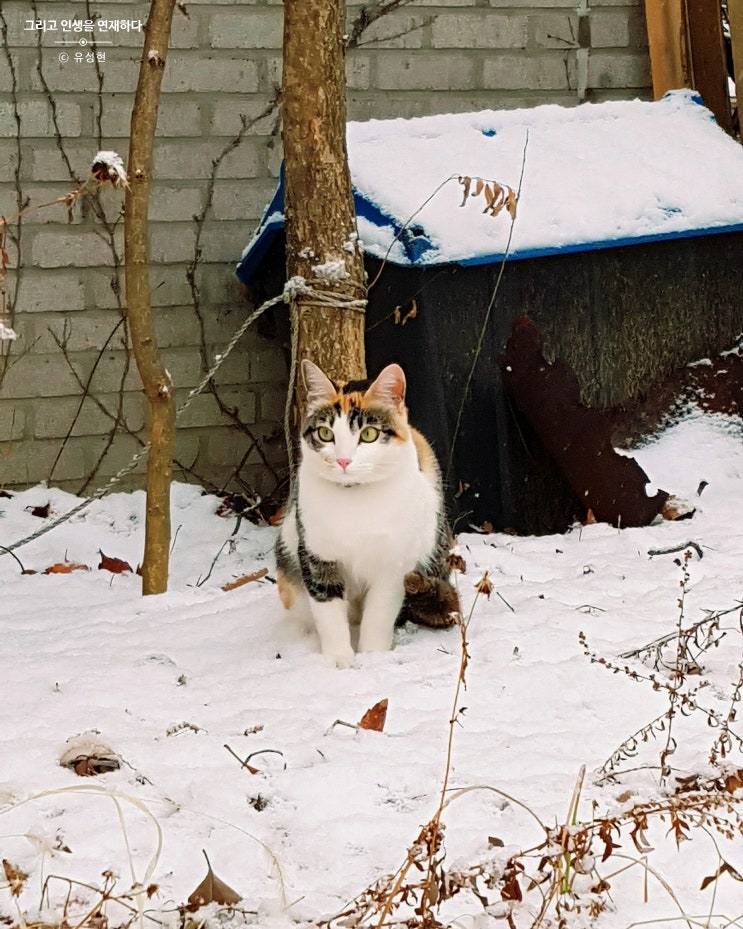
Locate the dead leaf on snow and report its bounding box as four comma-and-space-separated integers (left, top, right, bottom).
44, 562, 90, 575
358, 698, 388, 732
59, 733, 121, 776
700, 858, 743, 891
2, 860, 28, 897
27, 502, 51, 518
188, 851, 242, 909
98, 551, 133, 574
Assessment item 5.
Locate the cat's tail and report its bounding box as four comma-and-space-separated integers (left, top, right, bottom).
401, 571, 460, 629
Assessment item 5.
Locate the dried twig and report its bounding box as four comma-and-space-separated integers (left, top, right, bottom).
649, 541, 704, 559
446, 132, 529, 483
346, 0, 419, 48
186, 94, 282, 493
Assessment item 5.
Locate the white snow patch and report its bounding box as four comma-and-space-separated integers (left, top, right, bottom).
311, 259, 349, 281
345, 90, 743, 265
1, 417, 743, 926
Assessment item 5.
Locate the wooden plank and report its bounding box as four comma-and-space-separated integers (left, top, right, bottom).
686, 0, 733, 132
729, 0, 743, 134
643, 0, 689, 98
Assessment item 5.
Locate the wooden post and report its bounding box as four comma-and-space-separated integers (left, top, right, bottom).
643, 0, 690, 97
644, 0, 733, 133
686, 0, 733, 132
729, 0, 743, 133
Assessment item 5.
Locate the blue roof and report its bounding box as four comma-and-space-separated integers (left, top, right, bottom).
237, 171, 438, 286
237, 92, 743, 285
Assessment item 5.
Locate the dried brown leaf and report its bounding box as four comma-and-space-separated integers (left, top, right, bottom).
401, 300, 418, 325
358, 698, 388, 732
44, 562, 90, 575
2, 860, 28, 897
598, 820, 621, 862
66, 755, 121, 777
60, 735, 121, 776
475, 572, 493, 599
725, 769, 743, 792
488, 184, 506, 217
501, 875, 522, 903
188, 853, 242, 908
28, 502, 51, 518
458, 175, 472, 206
701, 859, 743, 891
98, 551, 133, 574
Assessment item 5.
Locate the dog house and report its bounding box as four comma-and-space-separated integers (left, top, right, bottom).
238, 91, 743, 533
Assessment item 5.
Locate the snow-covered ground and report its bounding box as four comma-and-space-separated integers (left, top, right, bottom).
2, 406, 743, 928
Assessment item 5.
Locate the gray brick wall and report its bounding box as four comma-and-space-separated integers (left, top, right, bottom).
0, 0, 651, 498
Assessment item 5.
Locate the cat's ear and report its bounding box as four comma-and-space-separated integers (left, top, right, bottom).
302, 359, 336, 406
367, 363, 406, 407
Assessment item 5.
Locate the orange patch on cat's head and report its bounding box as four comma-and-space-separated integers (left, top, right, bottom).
301, 360, 411, 440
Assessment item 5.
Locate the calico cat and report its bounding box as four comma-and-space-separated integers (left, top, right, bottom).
275, 359, 460, 667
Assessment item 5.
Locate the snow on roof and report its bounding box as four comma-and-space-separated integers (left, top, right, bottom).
237, 90, 743, 282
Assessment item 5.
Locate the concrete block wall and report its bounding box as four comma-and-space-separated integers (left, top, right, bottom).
0, 0, 651, 498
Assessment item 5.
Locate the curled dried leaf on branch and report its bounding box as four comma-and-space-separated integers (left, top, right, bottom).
90, 151, 129, 189
457, 175, 518, 219
0, 151, 129, 233
392, 300, 418, 326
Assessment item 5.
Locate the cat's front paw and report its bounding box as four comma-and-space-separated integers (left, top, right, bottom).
325, 646, 356, 669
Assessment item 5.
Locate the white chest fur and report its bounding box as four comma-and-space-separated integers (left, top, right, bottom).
297, 445, 439, 582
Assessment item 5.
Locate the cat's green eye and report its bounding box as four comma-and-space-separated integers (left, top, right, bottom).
317, 425, 334, 443
359, 425, 380, 443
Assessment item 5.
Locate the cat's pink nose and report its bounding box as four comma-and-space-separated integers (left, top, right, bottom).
336, 458, 351, 471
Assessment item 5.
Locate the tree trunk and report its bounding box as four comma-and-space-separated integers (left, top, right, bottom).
282, 0, 367, 408
124, 0, 177, 595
